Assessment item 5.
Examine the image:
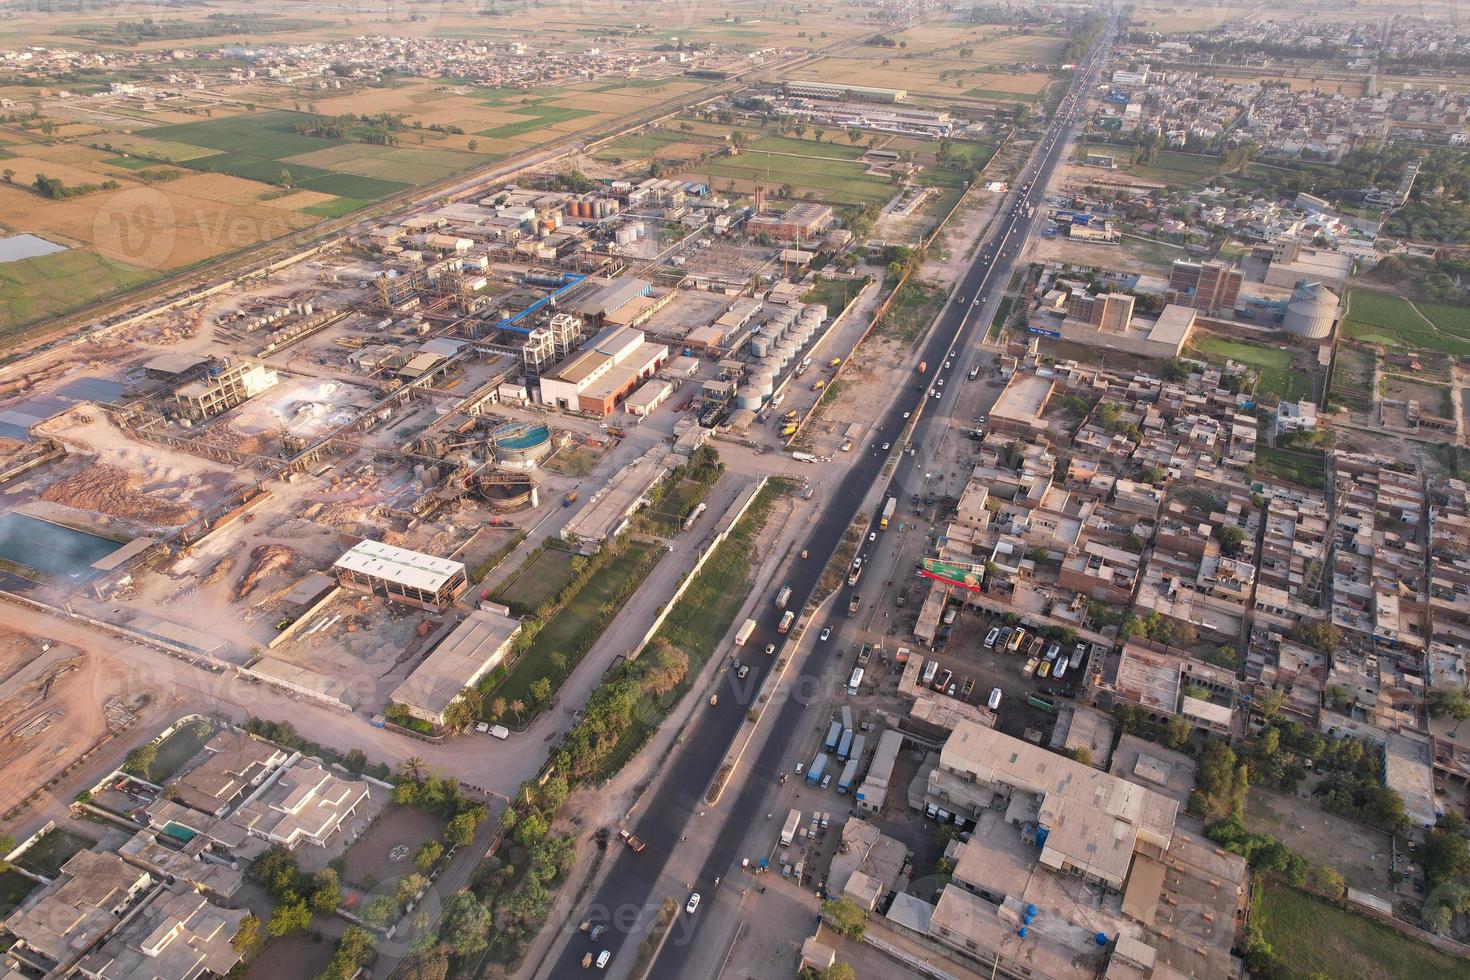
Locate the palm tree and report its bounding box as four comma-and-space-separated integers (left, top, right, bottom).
399, 756, 427, 781
510, 699, 527, 722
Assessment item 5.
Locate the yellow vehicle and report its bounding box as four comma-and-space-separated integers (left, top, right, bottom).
783, 409, 798, 421
812, 380, 826, 391
828, 357, 842, 367
782, 424, 798, 436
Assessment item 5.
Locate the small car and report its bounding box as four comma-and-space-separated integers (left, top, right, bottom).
764, 643, 775, 656
596, 950, 611, 969
820, 627, 831, 641
868, 531, 877, 542
686, 893, 701, 914
985, 627, 1000, 648
821, 773, 833, 789
737, 665, 749, 679
902, 411, 911, 419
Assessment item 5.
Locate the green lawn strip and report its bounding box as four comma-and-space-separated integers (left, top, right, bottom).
592, 480, 787, 778
134, 718, 219, 782
746, 134, 868, 159
1256, 446, 1326, 489
484, 541, 661, 720
1252, 880, 1470, 980
492, 545, 579, 613
296, 171, 410, 199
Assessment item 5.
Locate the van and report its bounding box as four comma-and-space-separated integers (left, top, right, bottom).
922, 661, 939, 685
934, 668, 952, 691
984, 627, 1000, 648
988, 688, 1003, 711
489, 725, 510, 740
1045, 642, 1060, 662
1054, 658, 1068, 680
943, 607, 957, 626
1008, 628, 1026, 653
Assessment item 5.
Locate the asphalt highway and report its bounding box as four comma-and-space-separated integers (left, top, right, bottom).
552, 23, 1115, 979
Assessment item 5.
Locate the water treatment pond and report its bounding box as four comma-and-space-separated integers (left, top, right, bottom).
0, 512, 125, 578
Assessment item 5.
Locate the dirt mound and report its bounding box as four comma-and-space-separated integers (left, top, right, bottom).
236, 544, 297, 600
40, 462, 197, 526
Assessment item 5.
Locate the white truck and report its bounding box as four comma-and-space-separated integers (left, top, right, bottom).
780, 808, 802, 847
775, 586, 792, 609
734, 618, 757, 646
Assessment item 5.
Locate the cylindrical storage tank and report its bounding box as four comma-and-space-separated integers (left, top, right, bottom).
752, 370, 775, 398
734, 385, 762, 411
1282, 282, 1339, 340
807, 303, 828, 321
490, 421, 553, 469
750, 335, 770, 357
778, 342, 799, 368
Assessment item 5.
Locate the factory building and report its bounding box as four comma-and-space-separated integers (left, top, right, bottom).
785, 81, 906, 103
390, 605, 521, 728
332, 539, 467, 612
172, 359, 279, 421
1166, 259, 1242, 315
1065, 291, 1135, 333
537, 325, 669, 416
747, 202, 834, 243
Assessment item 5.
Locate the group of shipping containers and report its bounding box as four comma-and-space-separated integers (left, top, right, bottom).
814, 704, 873, 794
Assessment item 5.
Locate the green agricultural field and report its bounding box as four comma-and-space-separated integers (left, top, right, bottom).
1256, 446, 1326, 489
146, 111, 349, 159
143, 111, 415, 201
0, 250, 156, 341
1252, 882, 1470, 980
1191, 336, 1312, 402
492, 546, 579, 614
700, 153, 893, 206
477, 102, 595, 139
1342, 287, 1470, 356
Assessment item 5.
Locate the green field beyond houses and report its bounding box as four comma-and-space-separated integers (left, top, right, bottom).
1253, 882, 1470, 980
1190, 336, 1312, 403
143, 110, 498, 204
1343, 287, 1470, 357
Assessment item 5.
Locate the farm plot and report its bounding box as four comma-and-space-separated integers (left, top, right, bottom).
1190, 336, 1313, 402
1329, 344, 1376, 413
0, 249, 155, 337
143, 111, 413, 201
1342, 287, 1470, 356
281, 143, 494, 183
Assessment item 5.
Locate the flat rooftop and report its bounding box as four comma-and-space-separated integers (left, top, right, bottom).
390, 607, 521, 720
990, 374, 1056, 426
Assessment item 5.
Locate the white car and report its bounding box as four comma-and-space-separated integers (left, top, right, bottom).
881, 442, 890, 451
737, 665, 749, 679
868, 531, 877, 542
984, 627, 1000, 648
988, 688, 1003, 711
932, 390, 941, 400
928, 387, 936, 396
902, 411, 910, 419
686, 893, 701, 914
596, 950, 611, 969
820, 627, 831, 641
943, 360, 951, 369
764, 643, 775, 656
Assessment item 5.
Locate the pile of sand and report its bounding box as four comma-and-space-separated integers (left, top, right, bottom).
40, 462, 198, 526
235, 543, 297, 600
